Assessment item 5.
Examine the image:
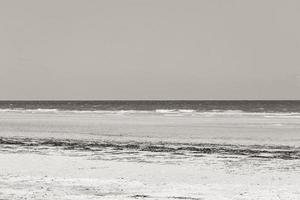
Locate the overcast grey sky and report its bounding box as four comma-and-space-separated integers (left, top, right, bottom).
0, 0, 299, 100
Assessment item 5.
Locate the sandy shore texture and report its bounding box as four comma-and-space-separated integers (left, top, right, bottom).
1, 150, 300, 200
1, 111, 300, 199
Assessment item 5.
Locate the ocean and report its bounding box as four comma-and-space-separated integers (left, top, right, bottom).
1, 100, 300, 112
1, 101, 300, 157
1, 101, 300, 199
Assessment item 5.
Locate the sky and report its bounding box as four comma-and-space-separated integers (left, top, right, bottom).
0, 0, 300, 100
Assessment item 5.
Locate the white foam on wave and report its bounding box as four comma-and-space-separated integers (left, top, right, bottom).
178, 109, 195, 113
155, 109, 196, 114
0, 108, 59, 114
155, 109, 177, 114
1, 108, 300, 118
0, 109, 152, 115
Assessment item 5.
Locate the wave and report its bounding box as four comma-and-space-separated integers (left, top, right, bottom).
0, 108, 60, 113
0, 137, 299, 160
1, 108, 300, 118
155, 109, 196, 114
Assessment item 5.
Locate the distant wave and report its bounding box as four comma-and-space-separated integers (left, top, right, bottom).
155, 109, 196, 114
0, 108, 60, 113
1, 108, 300, 118
1, 101, 300, 114
0, 108, 147, 114
0, 137, 299, 160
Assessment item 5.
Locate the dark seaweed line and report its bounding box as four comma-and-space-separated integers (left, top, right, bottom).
0, 137, 299, 160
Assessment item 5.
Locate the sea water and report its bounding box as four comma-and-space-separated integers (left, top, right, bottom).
0, 101, 300, 160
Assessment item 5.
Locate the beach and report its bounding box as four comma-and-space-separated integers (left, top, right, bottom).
1, 0, 299, 198
1, 151, 300, 200
1, 102, 300, 199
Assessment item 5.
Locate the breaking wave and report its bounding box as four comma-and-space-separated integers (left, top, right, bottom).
1, 108, 300, 118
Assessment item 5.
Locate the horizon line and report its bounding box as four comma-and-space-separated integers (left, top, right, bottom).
0, 99, 300, 102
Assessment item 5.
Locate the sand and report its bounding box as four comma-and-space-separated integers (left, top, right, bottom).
1, 149, 300, 200
1, 111, 300, 199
